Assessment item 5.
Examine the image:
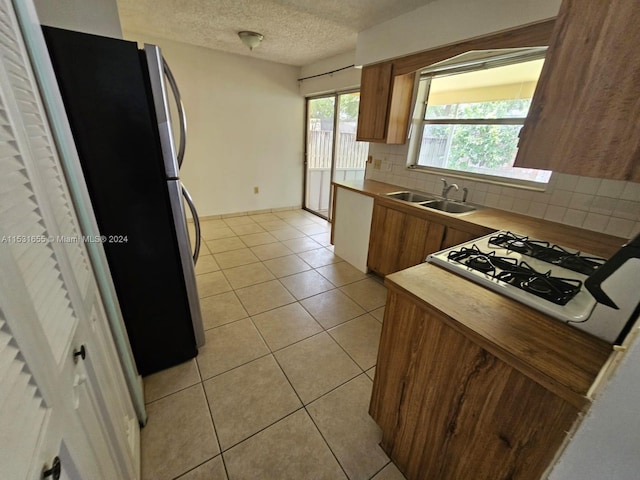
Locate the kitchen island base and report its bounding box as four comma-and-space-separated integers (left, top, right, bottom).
370, 265, 612, 480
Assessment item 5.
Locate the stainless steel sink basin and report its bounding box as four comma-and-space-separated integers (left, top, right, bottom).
422, 200, 477, 214
384, 190, 477, 214
384, 191, 435, 203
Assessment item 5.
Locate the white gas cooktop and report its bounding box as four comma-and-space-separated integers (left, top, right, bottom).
426, 231, 601, 323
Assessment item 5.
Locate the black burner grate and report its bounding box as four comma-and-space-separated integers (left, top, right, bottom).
488, 231, 605, 276
448, 244, 583, 305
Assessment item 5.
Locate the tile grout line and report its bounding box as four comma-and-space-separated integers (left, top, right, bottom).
200, 270, 382, 317
198, 349, 273, 384
164, 212, 388, 477
303, 402, 352, 479
196, 358, 232, 480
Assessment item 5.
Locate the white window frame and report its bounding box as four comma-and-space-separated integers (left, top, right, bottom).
408, 48, 550, 190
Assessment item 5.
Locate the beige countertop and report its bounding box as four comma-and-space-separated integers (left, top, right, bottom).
333, 179, 626, 258
333, 178, 621, 408
385, 263, 612, 410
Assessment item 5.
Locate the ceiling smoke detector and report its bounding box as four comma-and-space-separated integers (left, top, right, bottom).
238, 31, 264, 50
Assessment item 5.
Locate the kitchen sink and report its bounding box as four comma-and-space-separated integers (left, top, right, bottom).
422, 200, 477, 214
384, 191, 435, 203
384, 190, 478, 214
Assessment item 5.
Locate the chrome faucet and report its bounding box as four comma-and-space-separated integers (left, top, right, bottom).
441, 178, 459, 200
462, 187, 469, 203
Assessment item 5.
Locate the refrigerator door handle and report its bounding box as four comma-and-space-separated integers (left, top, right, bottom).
163, 58, 187, 169
181, 184, 201, 264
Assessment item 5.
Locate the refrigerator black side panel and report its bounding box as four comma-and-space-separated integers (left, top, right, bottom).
42, 26, 197, 375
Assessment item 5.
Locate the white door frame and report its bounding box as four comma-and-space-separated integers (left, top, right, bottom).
11, 0, 147, 424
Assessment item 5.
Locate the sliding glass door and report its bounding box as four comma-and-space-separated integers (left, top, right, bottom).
304, 91, 368, 220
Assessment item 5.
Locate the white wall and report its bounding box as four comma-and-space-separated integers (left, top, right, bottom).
124, 32, 304, 217
33, 0, 122, 38
549, 322, 640, 480
299, 51, 361, 97
355, 0, 561, 66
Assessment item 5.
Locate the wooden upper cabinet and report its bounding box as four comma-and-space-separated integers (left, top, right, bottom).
357, 62, 392, 141
356, 21, 554, 146
514, 0, 640, 181
357, 62, 415, 144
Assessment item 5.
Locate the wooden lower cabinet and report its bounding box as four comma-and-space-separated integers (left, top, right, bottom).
440, 226, 483, 249
367, 204, 445, 276
370, 290, 579, 480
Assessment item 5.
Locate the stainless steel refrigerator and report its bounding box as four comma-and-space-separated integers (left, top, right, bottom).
42, 26, 204, 376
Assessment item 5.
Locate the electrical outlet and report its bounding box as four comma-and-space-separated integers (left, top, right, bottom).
254, 186, 259, 194
373, 159, 382, 170
384, 161, 393, 172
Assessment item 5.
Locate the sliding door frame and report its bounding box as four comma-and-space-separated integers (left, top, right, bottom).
303, 88, 360, 222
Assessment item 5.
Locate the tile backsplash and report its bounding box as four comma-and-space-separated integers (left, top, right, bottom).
365, 143, 640, 240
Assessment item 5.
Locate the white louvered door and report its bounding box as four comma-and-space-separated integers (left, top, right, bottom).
0, 1, 137, 478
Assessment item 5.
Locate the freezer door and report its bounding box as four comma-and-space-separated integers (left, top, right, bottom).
144, 44, 179, 179
167, 180, 205, 347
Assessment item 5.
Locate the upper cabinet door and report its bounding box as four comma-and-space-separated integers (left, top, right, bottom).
357, 62, 393, 141
514, 0, 640, 181
357, 63, 415, 144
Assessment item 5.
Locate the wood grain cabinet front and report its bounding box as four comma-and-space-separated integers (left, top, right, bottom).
440, 226, 482, 250
371, 289, 580, 480
514, 0, 640, 181
367, 203, 445, 276
356, 62, 415, 144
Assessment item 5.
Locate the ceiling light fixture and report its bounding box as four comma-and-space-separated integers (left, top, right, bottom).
238, 31, 264, 51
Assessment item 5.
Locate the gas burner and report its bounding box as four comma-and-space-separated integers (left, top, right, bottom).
426, 230, 601, 325
509, 240, 529, 252
536, 245, 606, 276
522, 277, 553, 295
489, 232, 606, 275
489, 231, 525, 249
488, 231, 548, 256
447, 245, 518, 274
496, 262, 583, 305
558, 254, 604, 275
468, 255, 493, 272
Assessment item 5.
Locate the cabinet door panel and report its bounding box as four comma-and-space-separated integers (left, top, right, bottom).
440, 227, 480, 250
423, 222, 446, 257
386, 73, 416, 144
357, 63, 392, 141
368, 204, 445, 275
514, 0, 640, 181
372, 291, 579, 480
367, 204, 389, 274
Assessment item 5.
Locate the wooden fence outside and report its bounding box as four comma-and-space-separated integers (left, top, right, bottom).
417, 136, 448, 166
307, 130, 368, 169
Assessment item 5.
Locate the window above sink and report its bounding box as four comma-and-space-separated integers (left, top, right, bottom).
408, 48, 552, 190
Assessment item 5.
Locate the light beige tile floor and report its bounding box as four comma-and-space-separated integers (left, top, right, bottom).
141, 210, 406, 480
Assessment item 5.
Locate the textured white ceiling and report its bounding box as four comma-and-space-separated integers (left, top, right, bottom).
116, 0, 436, 66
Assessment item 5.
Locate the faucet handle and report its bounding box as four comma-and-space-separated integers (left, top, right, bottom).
462, 187, 469, 203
